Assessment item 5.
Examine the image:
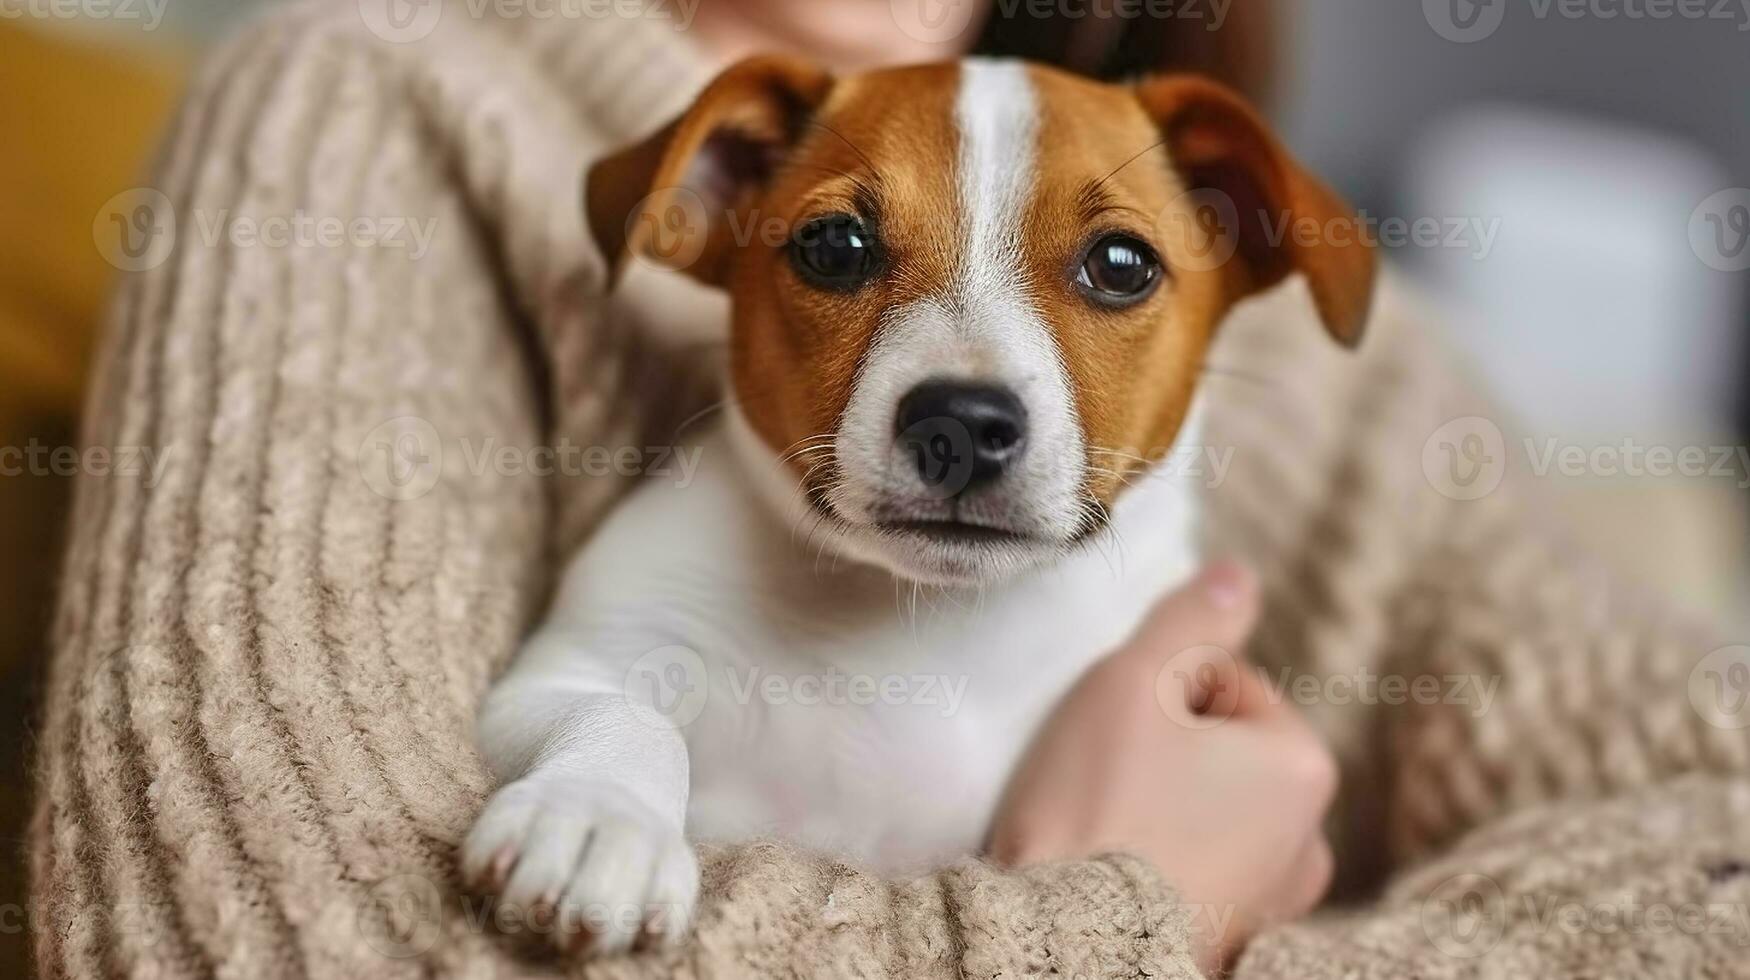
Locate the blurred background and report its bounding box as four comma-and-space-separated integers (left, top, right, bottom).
2, 0, 1746, 972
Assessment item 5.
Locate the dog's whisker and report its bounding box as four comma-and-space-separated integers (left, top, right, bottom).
1195, 364, 1318, 420
1199, 361, 1287, 388
1087, 446, 1153, 465
806, 120, 884, 187
672, 399, 729, 439
1084, 463, 1138, 490
1079, 494, 1128, 578
779, 445, 835, 468
1089, 134, 1172, 200
788, 464, 844, 555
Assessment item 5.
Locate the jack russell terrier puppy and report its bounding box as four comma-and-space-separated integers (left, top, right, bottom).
463, 55, 1375, 954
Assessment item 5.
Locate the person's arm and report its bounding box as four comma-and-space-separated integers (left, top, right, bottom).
31, 8, 562, 975
1237, 774, 1750, 977
1201, 276, 1750, 976
1246, 279, 1749, 866
1376, 491, 1740, 862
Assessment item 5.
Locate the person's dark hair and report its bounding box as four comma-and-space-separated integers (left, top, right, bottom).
972, 1, 1277, 106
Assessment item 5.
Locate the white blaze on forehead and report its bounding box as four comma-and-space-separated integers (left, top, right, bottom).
828, 58, 1088, 549
942, 60, 1074, 420
955, 59, 1039, 303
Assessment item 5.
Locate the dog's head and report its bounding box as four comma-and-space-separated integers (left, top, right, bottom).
587, 56, 1374, 587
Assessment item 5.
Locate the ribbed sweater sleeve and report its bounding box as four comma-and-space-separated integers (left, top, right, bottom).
34, 8, 550, 976
1206, 278, 1750, 979
1237, 775, 1750, 978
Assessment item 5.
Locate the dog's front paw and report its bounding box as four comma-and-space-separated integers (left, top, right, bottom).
461, 776, 698, 955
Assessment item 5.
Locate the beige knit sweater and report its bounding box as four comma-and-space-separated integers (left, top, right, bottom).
32, 1, 1750, 977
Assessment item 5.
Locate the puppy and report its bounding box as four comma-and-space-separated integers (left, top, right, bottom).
463, 55, 1375, 954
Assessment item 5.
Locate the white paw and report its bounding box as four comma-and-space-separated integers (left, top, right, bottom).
461, 776, 698, 955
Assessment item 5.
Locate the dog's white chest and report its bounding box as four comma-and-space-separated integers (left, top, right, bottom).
543, 418, 1201, 872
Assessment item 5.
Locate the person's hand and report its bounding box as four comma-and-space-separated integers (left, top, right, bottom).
987, 562, 1338, 975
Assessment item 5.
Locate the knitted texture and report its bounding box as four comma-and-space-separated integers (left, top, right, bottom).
31, 1, 1750, 977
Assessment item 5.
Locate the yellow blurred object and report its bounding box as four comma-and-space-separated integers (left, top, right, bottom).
0, 18, 185, 417
0, 18, 186, 977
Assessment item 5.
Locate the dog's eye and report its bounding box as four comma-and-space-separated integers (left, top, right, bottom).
1076, 235, 1163, 306
792, 215, 877, 289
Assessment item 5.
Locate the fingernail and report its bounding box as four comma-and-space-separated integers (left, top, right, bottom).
1203, 561, 1253, 609
489, 847, 516, 888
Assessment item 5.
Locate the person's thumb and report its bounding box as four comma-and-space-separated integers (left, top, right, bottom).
1115, 561, 1263, 724
1129, 559, 1261, 654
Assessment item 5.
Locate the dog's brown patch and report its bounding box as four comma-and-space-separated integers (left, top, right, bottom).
1014, 64, 1229, 503
725, 65, 964, 471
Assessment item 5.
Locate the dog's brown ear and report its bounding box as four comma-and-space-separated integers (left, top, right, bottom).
1135, 75, 1376, 347
585, 55, 835, 288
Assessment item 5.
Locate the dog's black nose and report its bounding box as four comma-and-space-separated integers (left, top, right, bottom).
894, 380, 1028, 494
